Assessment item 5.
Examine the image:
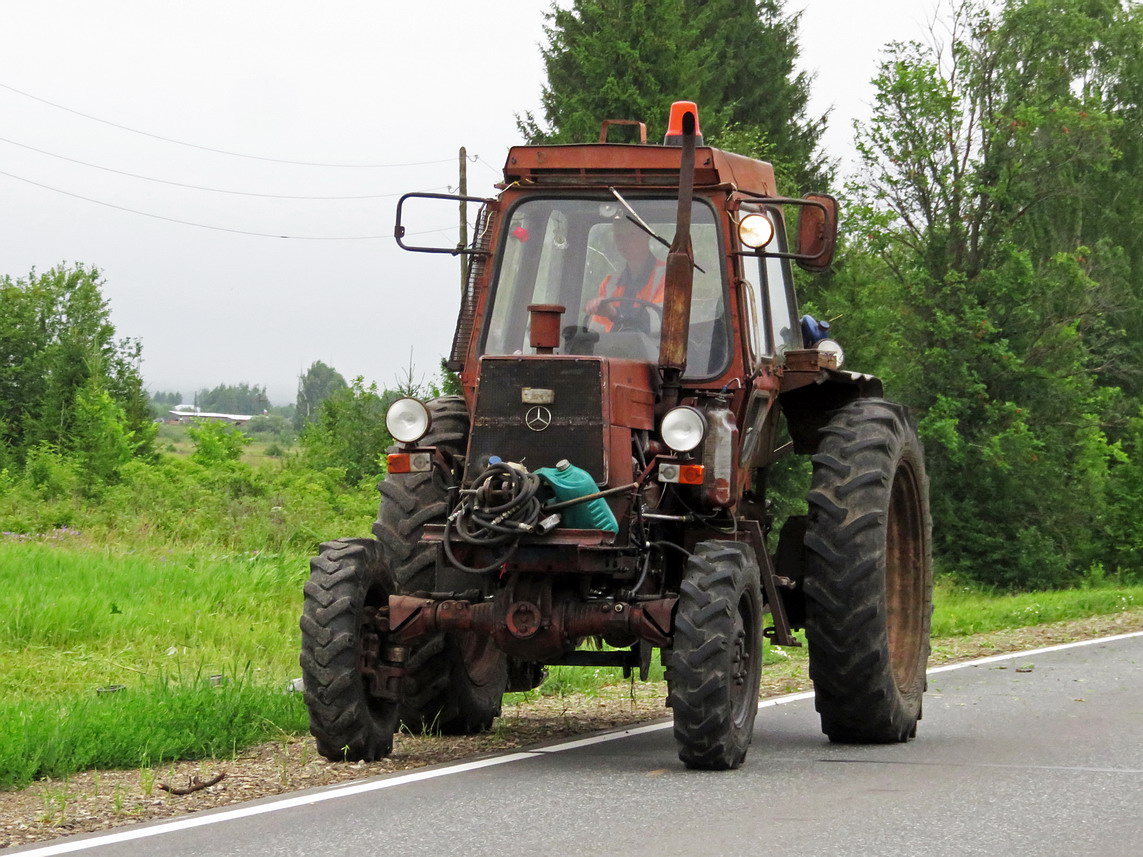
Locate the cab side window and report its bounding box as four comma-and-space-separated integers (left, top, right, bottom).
764, 229, 799, 356
738, 206, 799, 366
739, 250, 768, 365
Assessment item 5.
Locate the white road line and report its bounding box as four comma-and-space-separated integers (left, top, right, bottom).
11, 754, 539, 857
13, 629, 1143, 856
925, 629, 1143, 673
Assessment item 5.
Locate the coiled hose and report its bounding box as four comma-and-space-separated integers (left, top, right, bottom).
443, 462, 544, 574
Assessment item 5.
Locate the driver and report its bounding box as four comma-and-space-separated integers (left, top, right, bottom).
585, 217, 665, 332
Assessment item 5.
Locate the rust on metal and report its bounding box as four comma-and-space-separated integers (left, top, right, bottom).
501, 144, 776, 195
358, 607, 406, 701
783, 349, 837, 373
421, 523, 608, 547
388, 592, 676, 662
795, 193, 839, 272
607, 359, 657, 430
598, 119, 648, 144
527, 304, 565, 354
740, 520, 800, 647
777, 350, 839, 397
658, 108, 698, 399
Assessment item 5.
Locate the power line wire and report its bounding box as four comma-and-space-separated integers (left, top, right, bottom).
0, 168, 391, 239
0, 135, 449, 199
474, 154, 504, 177
0, 81, 458, 169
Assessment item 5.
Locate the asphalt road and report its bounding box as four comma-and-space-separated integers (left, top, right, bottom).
15, 632, 1143, 857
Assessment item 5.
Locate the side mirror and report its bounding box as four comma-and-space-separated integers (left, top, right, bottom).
795, 193, 838, 272
394, 192, 493, 255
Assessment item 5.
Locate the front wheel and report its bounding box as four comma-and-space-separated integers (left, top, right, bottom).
803, 398, 933, 743
299, 538, 398, 761
668, 541, 763, 770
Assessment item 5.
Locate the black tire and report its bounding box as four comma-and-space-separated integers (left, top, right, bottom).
803, 398, 933, 743
668, 541, 763, 770
372, 395, 507, 734
300, 538, 397, 761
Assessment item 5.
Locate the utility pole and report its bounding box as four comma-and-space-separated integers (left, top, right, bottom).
459, 146, 468, 292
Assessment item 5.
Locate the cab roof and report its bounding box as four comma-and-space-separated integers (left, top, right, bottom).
502, 143, 777, 197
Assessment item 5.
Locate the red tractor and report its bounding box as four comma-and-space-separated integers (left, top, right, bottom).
300, 103, 932, 770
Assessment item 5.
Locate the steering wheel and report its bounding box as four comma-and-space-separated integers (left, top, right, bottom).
589, 297, 663, 333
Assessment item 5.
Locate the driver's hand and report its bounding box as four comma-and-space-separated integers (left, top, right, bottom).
585, 297, 614, 318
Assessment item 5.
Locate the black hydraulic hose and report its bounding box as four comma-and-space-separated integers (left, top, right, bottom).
442, 462, 544, 574
443, 526, 521, 574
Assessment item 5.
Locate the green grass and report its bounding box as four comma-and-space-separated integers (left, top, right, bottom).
931, 579, 1142, 637
1, 540, 310, 788
2, 536, 1140, 790
2, 541, 306, 702
0, 674, 307, 790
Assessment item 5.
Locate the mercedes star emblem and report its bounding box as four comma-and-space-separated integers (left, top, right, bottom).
525, 406, 553, 432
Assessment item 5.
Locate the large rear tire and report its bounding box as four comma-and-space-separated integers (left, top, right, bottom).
373, 395, 507, 734
803, 398, 933, 743
300, 538, 397, 761
668, 541, 763, 770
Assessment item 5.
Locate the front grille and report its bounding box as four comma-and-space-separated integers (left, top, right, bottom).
465, 357, 606, 484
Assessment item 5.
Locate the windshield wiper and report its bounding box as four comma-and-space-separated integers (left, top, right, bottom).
609, 187, 706, 274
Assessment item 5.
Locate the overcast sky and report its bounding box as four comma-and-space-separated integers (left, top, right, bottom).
0, 0, 939, 406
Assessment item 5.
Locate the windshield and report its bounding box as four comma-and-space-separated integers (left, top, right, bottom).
481, 196, 727, 377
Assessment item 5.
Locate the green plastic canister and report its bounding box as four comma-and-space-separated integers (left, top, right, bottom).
535, 459, 619, 532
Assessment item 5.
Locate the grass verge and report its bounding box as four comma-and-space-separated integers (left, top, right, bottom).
3, 538, 1141, 790
1, 677, 307, 791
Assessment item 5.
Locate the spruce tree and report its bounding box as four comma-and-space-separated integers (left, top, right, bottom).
519, 0, 830, 192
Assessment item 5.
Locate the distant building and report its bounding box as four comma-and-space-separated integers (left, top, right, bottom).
169, 405, 252, 425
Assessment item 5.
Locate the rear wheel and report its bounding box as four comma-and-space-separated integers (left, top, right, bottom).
668, 541, 763, 770
803, 398, 932, 743
373, 395, 507, 734
300, 538, 397, 761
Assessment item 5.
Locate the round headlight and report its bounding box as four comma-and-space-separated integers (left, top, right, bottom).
661, 406, 707, 453
386, 398, 432, 444
815, 338, 845, 368
738, 213, 775, 249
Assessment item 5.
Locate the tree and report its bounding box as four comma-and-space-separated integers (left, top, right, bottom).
697, 0, 831, 190
834, 0, 1140, 587
148, 390, 183, 420
0, 264, 154, 469
1081, 2, 1143, 396
187, 419, 250, 467
71, 377, 137, 486
195, 383, 270, 415
520, 0, 704, 144
294, 361, 348, 430
296, 366, 456, 486
299, 378, 394, 485
520, 0, 830, 192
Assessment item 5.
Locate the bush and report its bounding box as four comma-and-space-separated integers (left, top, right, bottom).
187, 420, 249, 467
22, 445, 81, 501
299, 378, 393, 485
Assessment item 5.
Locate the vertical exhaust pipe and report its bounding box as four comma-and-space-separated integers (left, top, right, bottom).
658, 104, 698, 408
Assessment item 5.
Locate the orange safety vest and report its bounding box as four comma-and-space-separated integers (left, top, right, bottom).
592, 259, 666, 331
